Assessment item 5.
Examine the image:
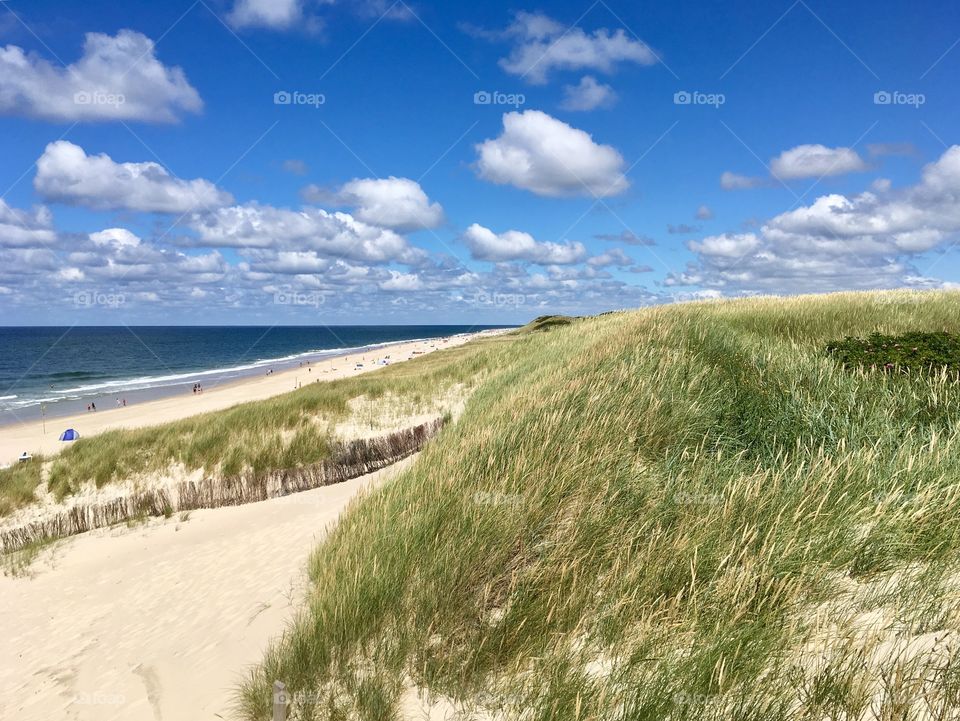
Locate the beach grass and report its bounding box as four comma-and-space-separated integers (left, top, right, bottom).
0, 333, 512, 514
0, 459, 43, 516
235, 289, 960, 720
2, 534, 58, 577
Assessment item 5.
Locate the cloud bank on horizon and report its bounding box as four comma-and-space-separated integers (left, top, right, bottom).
0, 1, 957, 324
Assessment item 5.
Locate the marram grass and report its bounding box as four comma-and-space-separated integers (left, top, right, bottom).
236, 290, 960, 720
0, 335, 506, 515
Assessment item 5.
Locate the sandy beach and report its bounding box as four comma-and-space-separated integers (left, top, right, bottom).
0, 332, 487, 467
0, 458, 413, 721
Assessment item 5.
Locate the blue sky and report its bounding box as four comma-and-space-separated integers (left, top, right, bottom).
1, 0, 959, 324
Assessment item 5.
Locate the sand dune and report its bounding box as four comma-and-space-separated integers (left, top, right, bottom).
0, 332, 489, 467
0, 458, 412, 721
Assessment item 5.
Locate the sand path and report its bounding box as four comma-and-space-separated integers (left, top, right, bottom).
0, 458, 412, 720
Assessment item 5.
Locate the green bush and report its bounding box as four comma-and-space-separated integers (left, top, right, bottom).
826, 331, 960, 373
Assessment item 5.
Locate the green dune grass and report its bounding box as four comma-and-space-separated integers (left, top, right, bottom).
0, 335, 508, 514
236, 290, 960, 720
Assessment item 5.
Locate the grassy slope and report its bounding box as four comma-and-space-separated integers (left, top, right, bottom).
239, 290, 960, 720
0, 337, 499, 515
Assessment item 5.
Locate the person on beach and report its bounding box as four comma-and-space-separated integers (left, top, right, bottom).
91, 402, 96, 411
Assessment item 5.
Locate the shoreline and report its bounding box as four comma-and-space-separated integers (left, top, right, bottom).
0, 329, 509, 424
0, 329, 501, 467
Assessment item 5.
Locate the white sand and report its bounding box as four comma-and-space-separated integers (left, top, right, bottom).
0, 332, 489, 467
0, 458, 413, 721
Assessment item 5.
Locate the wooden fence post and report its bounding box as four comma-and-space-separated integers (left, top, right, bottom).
273, 680, 288, 721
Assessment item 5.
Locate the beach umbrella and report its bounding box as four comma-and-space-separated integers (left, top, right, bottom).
59, 428, 80, 441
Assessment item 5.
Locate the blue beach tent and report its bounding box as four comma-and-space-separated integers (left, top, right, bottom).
59, 428, 80, 441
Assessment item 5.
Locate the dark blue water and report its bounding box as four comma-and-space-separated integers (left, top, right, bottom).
0, 326, 509, 423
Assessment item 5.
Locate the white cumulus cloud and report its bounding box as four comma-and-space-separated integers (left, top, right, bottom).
35, 141, 233, 213
189, 203, 424, 264
463, 223, 587, 264
720, 171, 765, 191
560, 76, 617, 111
228, 0, 305, 29
770, 144, 869, 180
333, 176, 444, 232
89, 227, 141, 249
672, 145, 960, 293
0, 200, 56, 248
496, 11, 657, 84
380, 271, 423, 291
475, 110, 628, 197
0, 30, 201, 122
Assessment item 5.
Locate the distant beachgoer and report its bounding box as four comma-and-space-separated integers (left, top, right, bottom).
122, 398, 127, 407
91, 402, 96, 411
87, 404, 91, 412
117, 398, 122, 407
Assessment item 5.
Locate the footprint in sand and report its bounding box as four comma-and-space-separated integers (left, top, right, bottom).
132, 664, 163, 721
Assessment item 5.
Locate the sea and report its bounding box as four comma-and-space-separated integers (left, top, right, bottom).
0, 325, 511, 425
